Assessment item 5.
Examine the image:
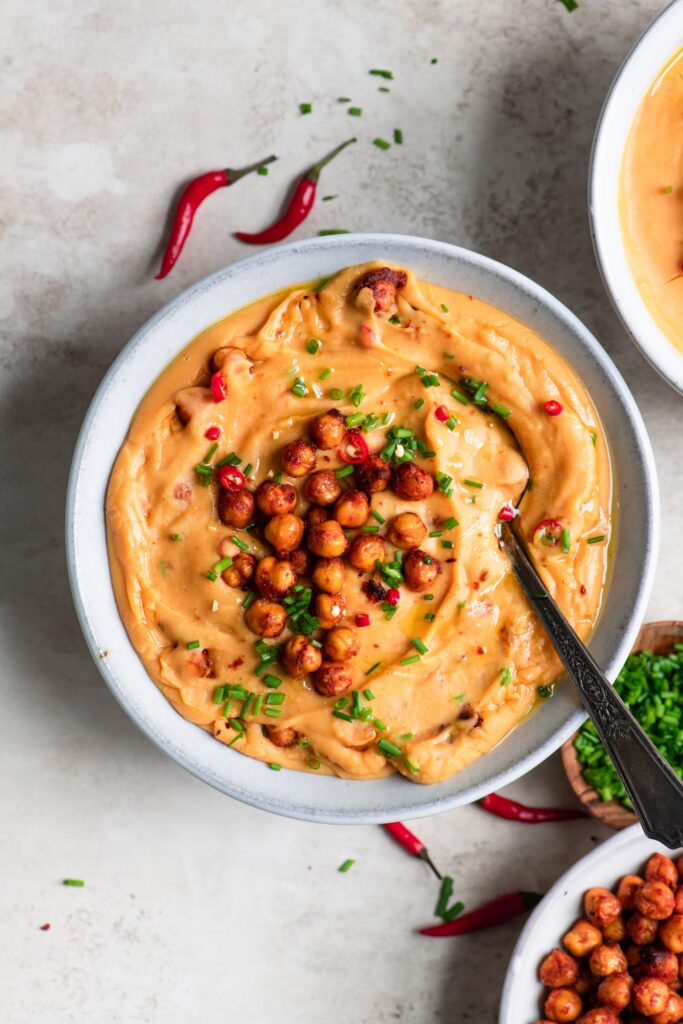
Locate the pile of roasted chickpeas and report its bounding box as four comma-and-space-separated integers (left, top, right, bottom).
216, 407, 442, 741
536, 852, 683, 1023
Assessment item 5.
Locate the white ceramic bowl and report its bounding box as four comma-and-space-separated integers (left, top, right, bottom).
590, 0, 683, 394
500, 824, 682, 1022
66, 233, 659, 824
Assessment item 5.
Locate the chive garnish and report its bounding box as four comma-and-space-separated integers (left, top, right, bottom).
242, 590, 256, 611
231, 535, 250, 552
291, 376, 309, 398
411, 637, 428, 655
63, 879, 85, 887
318, 229, 349, 235
423, 594, 434, 601
362, 524, 380, 534
404, 757, 420, 774
306, 338, 321, 355
307, 758, 321, 769
440, 540, 454, 550
587, 535, 607, 545
213, 685, 226, 704
500, 667, 512, 686
299, 102, 312, 114
394, 128, 403, 145
561, 528, 571, 554
435, 876, 454, 917
265, 692, 285, 705
429, 530, 443, 538
491, 403, 511, 419
263, 674, 283, 689
348, 107, 363, 117
348, 384, 365, 407
389, 315, 401, 325
263, 708, 281, 718
425, 613, 436, 622
268, 762, 282, 771
363, 689, 375, 700
369, 69, 393, 79
330, 388, 344, 400
335, 465, 355, 478
463, 479, 483, 489
338, 858, 355, 872
171, 533, 182, 541
373, 138, 391, 150
400, 655, 421, 666
186, 641, 200, 650
371, 508, 385, 524
365, 662, 381, 676
451, 388, 468, 405
206, 570, 218, 582
213, 556, 233, 574
333, 710, 353, 722
414, 398, 425, 410
440, 303, 449, 313
216, 451, 241, 467
202, 442, 219, 463
443, 516, 458, 529
253, 694, 263, 715
242, 692, 255, 717
378, 738, 402, 757
318, 368, 332, 381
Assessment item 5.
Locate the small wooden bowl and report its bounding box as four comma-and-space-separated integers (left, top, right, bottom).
562, 620, 683, 831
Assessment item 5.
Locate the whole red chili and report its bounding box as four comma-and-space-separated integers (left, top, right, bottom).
382, 822, 441, 879
211, 371, 227, 404
338, 430, 369, 464
544, 400, 563, 416
155, 155, 277, 279
419, 891, 542, 937
216, 465, 245, 491
532, 517, 563, 546
235, 138, 356, 245
479, 793, 588, 823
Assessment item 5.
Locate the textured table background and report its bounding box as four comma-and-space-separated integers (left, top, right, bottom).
1, 1, 679, 1021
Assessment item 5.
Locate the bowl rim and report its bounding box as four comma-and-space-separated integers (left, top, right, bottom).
589, 0, 683, 395
66, 231, 659, 824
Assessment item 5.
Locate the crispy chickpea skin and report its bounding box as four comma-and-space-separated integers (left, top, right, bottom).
349, 534, 385, 572
659, 914, 683, 953
282, 634, 323, 678
255, 556, 297, 599
333, 490, 370, 528
255, 480, 297, 516
651, 993, 683, 1024
281, 440, 316, 477
584, 888, 622, 929
323, 626, 360, 663
641, 946, 679, 984
632, 977, 672, 1015
218, 488, 255, 529
403, 548, 442, 592
392, 462, 435, 501
288, 547, 310, 577
315, 593, 346, 630
354, 454, 391, 494
602, 916, 626, 943
563, 920, 603, 959
588, 943, 627, 978
616, 874, 645, 911
221, 551, 256, 588
627, 912, 660, 946
540, 950, 580, 988
647, 854, 679, 890
314, 661, 354, 696
312, 557, 345, 594
576, 1010, 620, 1024
306, 505, 330, 529
244, 599, 287, 638
264, 725, 298, 747
544, 989, 583, 1023
308, 520, 348, 558
309, 409, 346, 449
387, 512, 427, 549
596, 972, 633, 1010
634, 881, 676, 921
303, 470, 343, 506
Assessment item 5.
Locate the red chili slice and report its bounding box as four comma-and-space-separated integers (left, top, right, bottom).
386, 588, 400, 606
217, 465, 245, 491
355, 613, 371, 627
211, 371, 227, 403
338, 430, 369, 464
543, 400, 563, 416
533, 518, 563, 547
205, 425, 221, 440
498, 505, 515, 522
435, 405, 449, 423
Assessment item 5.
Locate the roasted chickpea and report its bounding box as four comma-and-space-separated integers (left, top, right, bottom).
584, 888, 622, 929
392, 462, 435, 501
315, 593, 346, 630
282, 634, 323, 678
634, 881, 676, 921
575, 963, 597, 996
403, 548, 442, 592
540, 950, 580, 988
349, 534, 385, 572
651, 993, 683, 1024
244, 598, 287, 638
221, 551, 256, 588
544, 989, 582, 1023
596, 971, 633, 1011
218, 488, 255, 528
646, 853, 679, 890
632, 977, 672, 1015
303, 470, 343, 506
314, 661, 354, 696
312, 557, 345, 594
323, 626, 360, 663
333, 490, 370, 528
306, 505, 330, 529
308, 520, 348, 558
627, 912, 660, 946
563, 920, 603, 959
282, 440, 317, 477
264, 513, 305, 554
264, 725, 298, 747
256, 479, 297, 516
289, 547, 311, 577
616, 874, 645, 911
309, 408, 346, 449
588, 943, 627, 978
625, 943, 642, 968
659, 914, 683, 953
355, 454, 391, 494
641, 946, 679, 984
387, 511, 427, 549
255, 556, 297, 599
575, 1010, 620, 1024
602, 916, 626, 943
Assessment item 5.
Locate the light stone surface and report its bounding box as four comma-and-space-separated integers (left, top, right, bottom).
1, 1, 679, 1021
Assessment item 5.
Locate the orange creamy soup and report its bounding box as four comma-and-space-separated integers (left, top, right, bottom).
106, 262, 611, 783
620, 47, 683, 353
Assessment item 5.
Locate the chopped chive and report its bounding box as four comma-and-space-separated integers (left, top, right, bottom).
388, 314, 401, 325
171, 532, 182, 541
63, 879, 85, 887
338, 858, 355, 872
378, 85, 390, 92
318, 367, 332, 381
186, 641, 200, 650
370, 508, 385, 524
307, 758, 321, 769
345, 412, 365, 427
378, 738, 402, 757
253, 694, 263, 715
291, 376, 309, 397
369, 69, 393, 79
334, 698, 349, 710
404, 757, 420, 774
242, 692, 255, 717
400, 655, 421, 666
213, 685, 226, 704
333, 710, 353, 722
206, 570, 218, 582
243, 463, 253, 478
394, 128, 403, 145
365, 662, 381, 676
440, 540, 454, 550
423, 594, 434, 601
424, 613, 436, 622
451, 388, 468, 405
664, 185, 674, 194
491, 403, 511, 419
213, 556, 233, 574
463, 479, 483, 489
590, 431, 597, 446
216, 451, 242, 467
348, 107, 363, 117
318, 229, 349, 236
330, 388, 344, 400
263, 708, 281, 718
414, 398, 425, 410
335, 465, 355, 478
446, 416, 457, 431
230, 718, 245, 732
399, 732, 414, 741
443, 517, 458, 529
440, 303, 449, 313
322, 195, 337, 202
363, 688, 375, 700
500, 667, 512, 686
337, 97, 351, 102
257, 166, 269, 176
537, 685, 552, 699
297, 737, 310, 747
411, 637, 428, 655
362, 524, 380, 534
429, 530, 443, 538
299, 102, 312, 114
561, 528, 571, 554
273, 472, 283, 483
268, 762, 282, 771
231, 535, 250, 551
202, 442, 219, 463
587, 535, 607, 545
348, 384, 365, 407
373, 137, 391, 150
265, 692, 285, 706
306, 338, 321, 355
242, 590, 256, 611
194, 463, 212, 476
263, 673, 283, 689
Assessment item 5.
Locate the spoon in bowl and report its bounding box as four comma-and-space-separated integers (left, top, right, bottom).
498, 520, 683, 849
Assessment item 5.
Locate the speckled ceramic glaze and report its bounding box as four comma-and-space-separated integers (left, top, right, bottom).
66, 234, 659, 823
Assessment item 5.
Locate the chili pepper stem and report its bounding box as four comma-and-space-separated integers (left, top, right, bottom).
308, 137, 357, 183
417, 848, 442, 880
227, 154, 278, 184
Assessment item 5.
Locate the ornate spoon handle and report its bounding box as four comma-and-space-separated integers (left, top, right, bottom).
499, 522, 683, 848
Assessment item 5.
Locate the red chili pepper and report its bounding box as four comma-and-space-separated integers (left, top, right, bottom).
216, 466, 245, 491
498, 504, 515, 522
235, 138, 356, 245
382, 822, 442, 879
355, 613, 371, 628
338, 430, 369, 464
386, 588, 400, 606
544, 400, 563, 416
479, 793, 588, 823
419, 890, 542, 936
39, 923, 51, 932
532, 517, 563, 546
205, 426, 221, 440
435, 405, 449, 422
155, 155, 277, 279
211, 371, 227, 404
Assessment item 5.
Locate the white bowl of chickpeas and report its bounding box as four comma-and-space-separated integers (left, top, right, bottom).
500, 824, 683, 1024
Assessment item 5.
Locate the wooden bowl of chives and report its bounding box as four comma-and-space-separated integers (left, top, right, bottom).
561, 620, 683, 831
